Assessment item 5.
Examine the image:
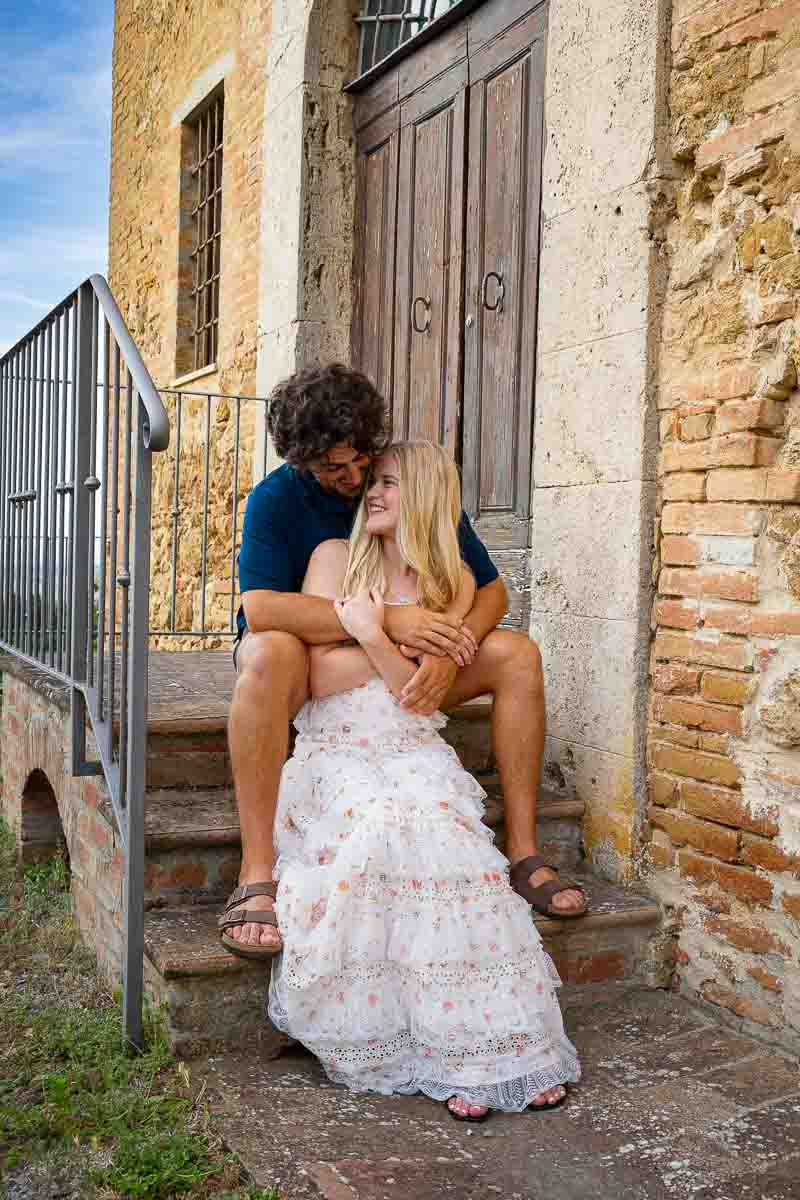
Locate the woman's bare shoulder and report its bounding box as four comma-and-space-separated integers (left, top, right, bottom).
303, 539, 349, 597
310, 538, 349, 560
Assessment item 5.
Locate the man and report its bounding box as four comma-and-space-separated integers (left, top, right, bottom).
220, 364, 587, 958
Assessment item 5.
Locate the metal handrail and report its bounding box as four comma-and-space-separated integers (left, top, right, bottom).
0, 276, 169, 1048
89, 275, 170, 453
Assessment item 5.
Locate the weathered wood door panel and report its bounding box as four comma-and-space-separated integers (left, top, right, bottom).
462, 6, 546, 550
351, 0, 546, 627
352, 105, 401, 403
393, 64, 467, 457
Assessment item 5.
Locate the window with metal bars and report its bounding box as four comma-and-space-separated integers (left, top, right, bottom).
357, 0, 462, 76
189, 91, 223, 370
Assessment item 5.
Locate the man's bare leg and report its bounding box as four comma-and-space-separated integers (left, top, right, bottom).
226, 631, 310, 948
444, 630, 586, 915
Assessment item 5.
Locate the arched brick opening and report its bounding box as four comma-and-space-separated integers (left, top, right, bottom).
20, 769, 69, 868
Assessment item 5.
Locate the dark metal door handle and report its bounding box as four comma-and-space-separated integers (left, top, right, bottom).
481, 271, 505, 313
411, 295, 431, 334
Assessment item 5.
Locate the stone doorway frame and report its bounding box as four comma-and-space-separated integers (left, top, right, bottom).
255, 0, 671, 882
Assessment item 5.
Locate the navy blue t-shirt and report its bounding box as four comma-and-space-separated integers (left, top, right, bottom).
236, 463, 498, 637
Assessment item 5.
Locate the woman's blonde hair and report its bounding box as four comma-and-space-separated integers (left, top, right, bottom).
342, 440, 463, 612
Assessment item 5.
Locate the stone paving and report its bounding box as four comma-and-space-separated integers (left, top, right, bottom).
195, 985, 800, 1200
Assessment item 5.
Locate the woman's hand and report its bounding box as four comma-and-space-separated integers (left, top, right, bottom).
334, 589, 385, 645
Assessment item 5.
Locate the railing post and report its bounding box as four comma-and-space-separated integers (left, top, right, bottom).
122, 399, 152, 1052
70, 282, 95, 773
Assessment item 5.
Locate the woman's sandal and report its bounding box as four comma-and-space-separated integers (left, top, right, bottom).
509, 855, 588, 919
529, 1084, 569, 1113
447, 1098, 490, 1124
218, 882, 283, 960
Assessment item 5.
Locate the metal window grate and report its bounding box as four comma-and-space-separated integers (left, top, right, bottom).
190, 93, 223, 371
357, 0, 461, 75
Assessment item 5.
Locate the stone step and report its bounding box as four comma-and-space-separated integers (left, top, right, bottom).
145, 696, 497, 791
141, 782, 586, 906
143, 873, 662, 1057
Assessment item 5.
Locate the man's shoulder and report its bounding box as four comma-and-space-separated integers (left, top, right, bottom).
248, 464, 299, 509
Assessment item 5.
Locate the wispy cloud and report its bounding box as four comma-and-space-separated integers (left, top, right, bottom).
0, 0, 112, 355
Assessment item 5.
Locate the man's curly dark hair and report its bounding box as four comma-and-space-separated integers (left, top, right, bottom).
266, 363, 390, 467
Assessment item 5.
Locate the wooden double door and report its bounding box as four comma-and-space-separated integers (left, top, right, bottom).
352, 0, 546, 626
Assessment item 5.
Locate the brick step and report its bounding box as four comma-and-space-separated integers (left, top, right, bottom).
141, 782, 586, 906
142, 873, 662, 1057
146, 696, 497, 791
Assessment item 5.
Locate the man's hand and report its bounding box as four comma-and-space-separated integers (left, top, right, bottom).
385, 605, 477, 666
399, 654, 459, 715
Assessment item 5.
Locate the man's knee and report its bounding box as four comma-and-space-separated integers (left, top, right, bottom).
235, 631, 309, 703
481, 629, 543, 687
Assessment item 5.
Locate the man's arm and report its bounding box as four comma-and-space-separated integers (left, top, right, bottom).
242, 589, 352, 645
461, 576, 508, 644
399, 576, 508, 714
245, 583, 476, 656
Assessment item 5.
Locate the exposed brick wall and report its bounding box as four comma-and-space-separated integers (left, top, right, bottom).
109, 1, 271, 643
0, 666, 124, 984
647, 0, 800, 1045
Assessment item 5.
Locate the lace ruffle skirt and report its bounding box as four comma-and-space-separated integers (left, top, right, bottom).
267, 679, 581, 1112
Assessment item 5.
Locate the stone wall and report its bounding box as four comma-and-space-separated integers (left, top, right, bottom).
647, 0, 800, 1046
530, 0, 669, 884
109, 0, 271, 642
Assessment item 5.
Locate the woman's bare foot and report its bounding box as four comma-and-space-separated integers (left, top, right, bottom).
447, 1096, 489, 1121
530, 1084, 567, 1109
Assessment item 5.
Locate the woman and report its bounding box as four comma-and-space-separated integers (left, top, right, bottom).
267, 441, 580, 1121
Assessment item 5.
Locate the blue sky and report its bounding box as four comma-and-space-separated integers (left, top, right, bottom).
0, 0, 113, 355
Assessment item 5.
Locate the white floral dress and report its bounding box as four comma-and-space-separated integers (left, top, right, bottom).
267, 678, 581, 1111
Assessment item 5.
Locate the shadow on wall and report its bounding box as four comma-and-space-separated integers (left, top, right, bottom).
20, 769, 68, 869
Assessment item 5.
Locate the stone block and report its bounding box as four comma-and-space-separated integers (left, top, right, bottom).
541, 735, 637, 880
716, 397, 787, 434
659, 566, 760, 602
661, 502, 763, 536
547, 0, 660, 91
680, 0, 761, 48
678, 850, 773, 906
531, 613, 646, 756
543, 36, 658, 216
710, 0, 800, 52
661, 433, 781, 473
652, 663, 703, 694
534, 328, 655, 486
697, 101, 800, 171
530, 481, 654, 620
706, 468, 768, 501
654, 629, 753, 671
650, 741, 742, 788
655, 598, 700, 629
684, 776, 778, 834
654, 694, 744, 735
662, 473, 707, 502
538, 186, 651, 356
744, 49, 800, 116
650, 806, 740, 860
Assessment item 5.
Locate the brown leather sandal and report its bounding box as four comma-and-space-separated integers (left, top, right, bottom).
509, 855, 588, 919
218, 881, 283, 960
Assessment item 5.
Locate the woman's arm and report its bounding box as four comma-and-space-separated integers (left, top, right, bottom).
335, 572, 474, 700
335, 591, 418, 700
302, 542, 378, 699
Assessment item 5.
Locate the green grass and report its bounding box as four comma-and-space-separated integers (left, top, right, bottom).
0, 818, 280, 1200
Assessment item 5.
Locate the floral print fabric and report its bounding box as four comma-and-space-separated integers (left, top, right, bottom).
267, 678, 580, 1111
